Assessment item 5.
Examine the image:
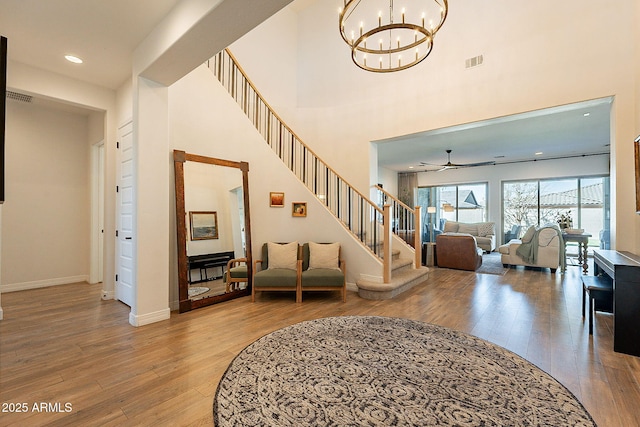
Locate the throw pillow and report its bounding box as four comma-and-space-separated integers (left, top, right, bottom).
521, 226, 536, 243
458, 223, 478, 235
477, 222, 495, 237
309, 242, 340, 270
443, 221, 459, 233
267, 242, 298, 270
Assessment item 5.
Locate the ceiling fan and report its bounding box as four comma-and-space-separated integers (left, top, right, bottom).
420, 149, 496, 172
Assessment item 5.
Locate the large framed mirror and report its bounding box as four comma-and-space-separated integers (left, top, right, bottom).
173, 150, 252, 312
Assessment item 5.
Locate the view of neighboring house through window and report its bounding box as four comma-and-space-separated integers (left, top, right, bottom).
417, 183, 488, 241
502, 176, 610, 250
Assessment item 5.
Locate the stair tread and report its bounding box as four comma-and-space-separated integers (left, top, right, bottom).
357, 267, 429, 291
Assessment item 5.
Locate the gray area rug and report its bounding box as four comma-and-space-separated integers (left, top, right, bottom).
477, 252, 508, 275
214, 316, 595, 426
188, 286, 209, 297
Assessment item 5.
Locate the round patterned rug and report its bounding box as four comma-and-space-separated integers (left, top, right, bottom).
188, 286, 209, 298
214, 316, 595, 426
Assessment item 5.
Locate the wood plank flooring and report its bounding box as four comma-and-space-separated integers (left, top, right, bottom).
1, 262, 639, 426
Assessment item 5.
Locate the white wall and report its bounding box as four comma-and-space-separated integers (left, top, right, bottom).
1, 100, 90, 291
184, 161, 239, 256
229, 0, 639, 253
168, 65, 381, 298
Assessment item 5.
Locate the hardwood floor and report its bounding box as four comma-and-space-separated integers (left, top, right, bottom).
1, 262, 639, 426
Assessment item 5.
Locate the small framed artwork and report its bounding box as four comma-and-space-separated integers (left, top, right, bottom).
189, 211, 219, 240
270, 191, 285, 207
292, 202, 307, 217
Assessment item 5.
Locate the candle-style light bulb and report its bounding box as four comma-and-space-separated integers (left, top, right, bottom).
422, 12, 425, 27
402, 8, 405, 23
378, 11, 382, 26
360, 21, 363, 37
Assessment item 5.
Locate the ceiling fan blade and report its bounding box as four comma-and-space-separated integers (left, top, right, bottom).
459, 161, 496, 167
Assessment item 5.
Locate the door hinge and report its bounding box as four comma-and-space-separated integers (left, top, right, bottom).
115, 274, 119, 282
116, 185, 119, 193
117, 141, 120, 149
116, 230, 119, 237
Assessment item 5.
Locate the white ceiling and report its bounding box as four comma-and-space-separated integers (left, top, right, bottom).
0, 0, 181, 90
0, 0, 612, 168
376, 97, 612, 172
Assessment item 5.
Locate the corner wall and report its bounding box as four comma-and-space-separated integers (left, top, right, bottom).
1, 100, 90, 291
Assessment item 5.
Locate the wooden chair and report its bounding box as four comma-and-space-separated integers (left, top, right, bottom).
582, 275, 613, 335
252, 243, 301, 302
300, 242, 346, 302
225, 258, 248, 293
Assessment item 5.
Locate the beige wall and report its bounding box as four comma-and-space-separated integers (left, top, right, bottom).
232, 0, 639, 253
1, 100, 91, 290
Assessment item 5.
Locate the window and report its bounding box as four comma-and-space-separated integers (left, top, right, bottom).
417, 183, 488, 237
502, 176, 609, 248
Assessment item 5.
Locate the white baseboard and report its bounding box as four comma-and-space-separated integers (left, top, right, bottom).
129, 307, 170, 327
0, 275, 90, 293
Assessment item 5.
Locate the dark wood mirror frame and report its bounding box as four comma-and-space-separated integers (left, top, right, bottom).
173, 150, 252, 312
635, 136, 640, 214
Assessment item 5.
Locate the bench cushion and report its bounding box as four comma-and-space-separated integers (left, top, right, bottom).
229, 265, 248, 279
301, 269, 345, 288
254, 269, 298, 288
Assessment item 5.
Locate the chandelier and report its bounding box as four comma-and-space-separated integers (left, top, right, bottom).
339, 0, 448, 73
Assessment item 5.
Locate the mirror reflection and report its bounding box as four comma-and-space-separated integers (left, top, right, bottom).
174, 150, 252, 313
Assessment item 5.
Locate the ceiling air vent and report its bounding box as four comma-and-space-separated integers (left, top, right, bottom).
6, 90, 33, 103
465, 55, 484, 69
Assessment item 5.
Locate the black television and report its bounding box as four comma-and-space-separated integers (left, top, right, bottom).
1, 36, 6, 203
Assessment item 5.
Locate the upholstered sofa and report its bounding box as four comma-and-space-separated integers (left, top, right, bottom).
436, 233, 483, 271
442, 220, 496, 252
252, 242, 346, 302
498, 225, 563, 272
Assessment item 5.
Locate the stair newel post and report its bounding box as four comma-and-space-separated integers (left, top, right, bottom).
414, 206, 422, 268
383, 204, 392, 283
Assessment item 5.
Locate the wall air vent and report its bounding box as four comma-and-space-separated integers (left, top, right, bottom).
6, 90, 33, 103
465, 55, 484, 69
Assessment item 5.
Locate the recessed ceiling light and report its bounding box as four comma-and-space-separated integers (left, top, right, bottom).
65, 55, 83, 64
583, 112, 590, 117
535, 151, 543, 155
409, 166, 414, 169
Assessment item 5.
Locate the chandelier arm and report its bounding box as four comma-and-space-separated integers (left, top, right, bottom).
354, 24, 432, 55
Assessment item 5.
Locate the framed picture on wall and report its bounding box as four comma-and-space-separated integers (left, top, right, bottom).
189, 211, 218, 240
270, 191, 285, 207
635, 135, 640, 214
292, 202, 307, 217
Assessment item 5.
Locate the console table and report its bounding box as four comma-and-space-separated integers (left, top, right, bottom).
593, 249, 640, 357
562, 232, 591, 274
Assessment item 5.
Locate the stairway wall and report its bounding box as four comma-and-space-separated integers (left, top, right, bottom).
168, 65, 382, 299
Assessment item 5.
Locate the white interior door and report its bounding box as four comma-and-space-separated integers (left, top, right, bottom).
116, 121, 135, 307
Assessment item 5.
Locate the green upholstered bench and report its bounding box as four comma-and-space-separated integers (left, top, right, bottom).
300, 242, 346, 302
252, 242, 301, 302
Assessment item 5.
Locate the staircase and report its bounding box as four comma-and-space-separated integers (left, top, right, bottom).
207, 49, 428, 299
357, 249, 430, 300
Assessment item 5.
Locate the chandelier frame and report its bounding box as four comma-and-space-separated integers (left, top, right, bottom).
339, 0, 448, 73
